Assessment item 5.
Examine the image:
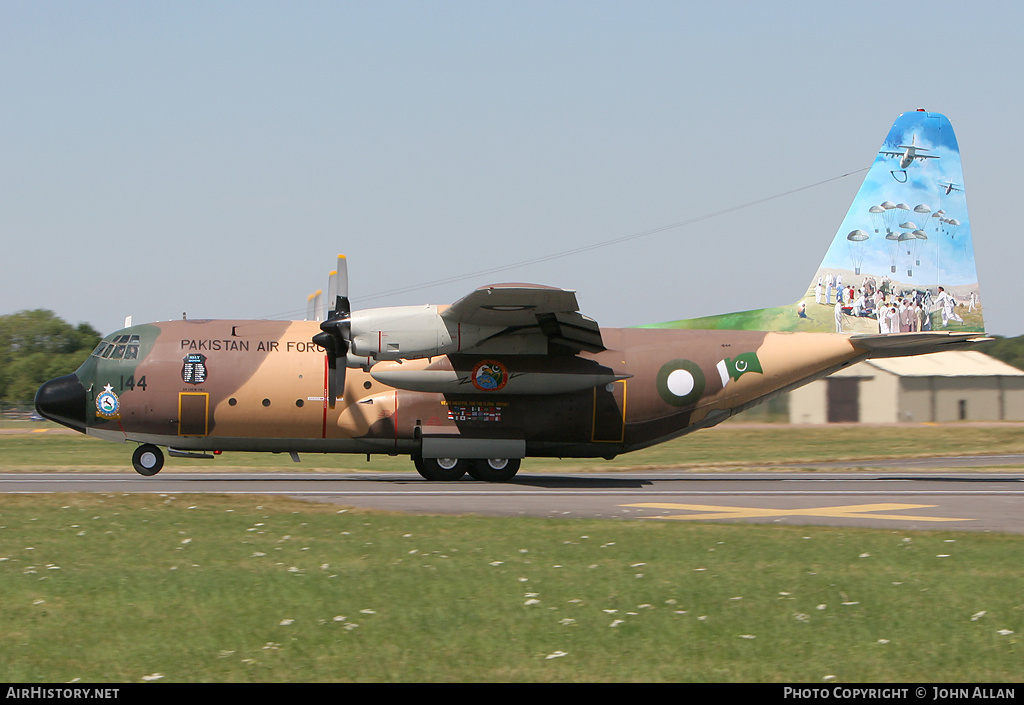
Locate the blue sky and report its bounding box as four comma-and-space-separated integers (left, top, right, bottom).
3, 1, 1022, 336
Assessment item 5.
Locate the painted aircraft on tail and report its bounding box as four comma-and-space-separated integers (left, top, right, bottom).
879, 133, 940, 169
35, 110, 987, 481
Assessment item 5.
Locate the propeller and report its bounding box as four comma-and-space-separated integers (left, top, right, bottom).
306, 290, 323, 322
312, 255, 350, 408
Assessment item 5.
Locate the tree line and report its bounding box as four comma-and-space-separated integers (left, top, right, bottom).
1, 310, 101, 405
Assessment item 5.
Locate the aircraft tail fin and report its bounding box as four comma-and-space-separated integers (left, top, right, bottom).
646, 110, 984, 336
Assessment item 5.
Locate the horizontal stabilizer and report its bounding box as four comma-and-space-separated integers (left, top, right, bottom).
850, 331, 991, 357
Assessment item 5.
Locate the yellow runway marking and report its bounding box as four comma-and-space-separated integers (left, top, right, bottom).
624, 503, 973, 522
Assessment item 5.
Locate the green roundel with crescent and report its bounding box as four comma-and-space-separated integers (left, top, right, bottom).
656, 359, 706, 407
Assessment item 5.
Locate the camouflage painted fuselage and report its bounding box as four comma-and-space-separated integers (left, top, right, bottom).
36, 110, 987, 475
72, 319, 864, 458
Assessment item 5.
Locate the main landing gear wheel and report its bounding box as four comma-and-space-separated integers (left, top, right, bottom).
468, 458, 521, 483
414, 457, 468, 481
132, 444, 165, 476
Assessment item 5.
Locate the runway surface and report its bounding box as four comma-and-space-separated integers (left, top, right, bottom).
4, 460, 1024, 533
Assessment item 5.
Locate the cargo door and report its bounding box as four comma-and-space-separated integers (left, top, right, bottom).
179, 392, 210, 436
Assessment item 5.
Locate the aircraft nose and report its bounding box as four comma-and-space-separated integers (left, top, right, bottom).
34, 374, 88, 433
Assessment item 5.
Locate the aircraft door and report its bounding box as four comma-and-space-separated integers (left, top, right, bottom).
179, 392, 210, 436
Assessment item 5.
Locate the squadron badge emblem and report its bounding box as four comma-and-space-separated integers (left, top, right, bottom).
471, 360, 508, 391
95, 384, 121, 419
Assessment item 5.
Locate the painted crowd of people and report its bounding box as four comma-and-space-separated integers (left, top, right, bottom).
815, 272, 975, 334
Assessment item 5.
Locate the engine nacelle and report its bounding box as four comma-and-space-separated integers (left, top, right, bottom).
348, 305, 494, 362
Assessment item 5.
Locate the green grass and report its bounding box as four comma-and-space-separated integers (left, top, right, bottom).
1, 494, 1021, 682
3, 421, 1024, 473
2, 424, 1021, 682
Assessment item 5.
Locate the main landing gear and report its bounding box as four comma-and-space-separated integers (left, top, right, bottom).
414, 457, 521, 482
132, 444, 165, 476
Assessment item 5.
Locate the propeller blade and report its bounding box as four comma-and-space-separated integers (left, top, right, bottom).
335, 254, 348, 299
315, 255, 353, 409
323, 335, 338, 405
327, 254, 349, 319
326, 270, 338, 319
335, 361, 347, 406
306, 290, 323, 322
314, 318, 350, 409
334, 254, 350, 320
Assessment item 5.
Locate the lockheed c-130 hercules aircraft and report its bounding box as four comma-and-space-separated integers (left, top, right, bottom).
35, 110, 987, 481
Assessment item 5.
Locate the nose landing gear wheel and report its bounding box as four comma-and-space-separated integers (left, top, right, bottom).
468, 458, 521, 482
132, 444, 164, 476
414, 457, 468, 481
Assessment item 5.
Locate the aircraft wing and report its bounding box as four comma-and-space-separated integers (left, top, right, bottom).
442, 283, 605, 353
850, 332, 992, 357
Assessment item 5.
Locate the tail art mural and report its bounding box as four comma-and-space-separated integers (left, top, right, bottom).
647, 110, 981, 336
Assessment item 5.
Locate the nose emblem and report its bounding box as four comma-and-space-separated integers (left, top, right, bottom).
95, 385, 121, 419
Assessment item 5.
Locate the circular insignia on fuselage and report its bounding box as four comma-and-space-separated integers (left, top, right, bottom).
471, 360, 508, 391
95, 386, 121, 419
656, 359, 705, 407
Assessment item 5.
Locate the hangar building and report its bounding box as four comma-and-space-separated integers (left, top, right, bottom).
788, 351, 1024, 424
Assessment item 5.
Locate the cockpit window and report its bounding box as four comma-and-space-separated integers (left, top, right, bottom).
92, 335, 142, 361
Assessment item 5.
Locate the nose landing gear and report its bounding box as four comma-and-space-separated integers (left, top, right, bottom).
132, 444, 164, 476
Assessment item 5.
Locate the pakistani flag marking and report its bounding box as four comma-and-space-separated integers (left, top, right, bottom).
716, 352, 764, 388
